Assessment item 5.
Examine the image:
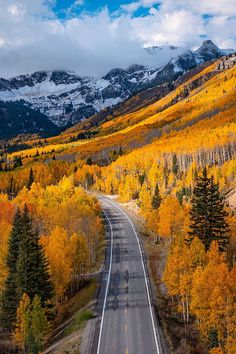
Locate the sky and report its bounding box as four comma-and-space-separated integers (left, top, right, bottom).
0, 0, 235, 78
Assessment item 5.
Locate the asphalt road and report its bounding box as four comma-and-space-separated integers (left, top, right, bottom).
92, 196, 164, 354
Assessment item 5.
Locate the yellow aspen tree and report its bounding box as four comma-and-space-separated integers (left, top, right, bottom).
158, 195, 185, 243
14, 293, 31, 353
69, 233, 89, 293
40, 227, 72, 300
0, 221, 12, 292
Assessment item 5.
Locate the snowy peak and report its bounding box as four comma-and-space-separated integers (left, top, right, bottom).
145, 45, 179, 55
49, 71, 82, 85
194, 40, 234, 63
0, 40, 234, 131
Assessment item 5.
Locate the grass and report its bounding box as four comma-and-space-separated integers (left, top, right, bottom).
62, 280, 97, 322
63, 309, 94, 337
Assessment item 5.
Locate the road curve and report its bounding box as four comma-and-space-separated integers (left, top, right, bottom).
92, 196, 165, 354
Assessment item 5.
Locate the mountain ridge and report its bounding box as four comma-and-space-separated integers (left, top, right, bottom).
0, 40, 234, 139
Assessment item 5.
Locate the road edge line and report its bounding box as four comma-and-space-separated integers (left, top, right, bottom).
96, 204, 113, 354
105, 198, 161, 354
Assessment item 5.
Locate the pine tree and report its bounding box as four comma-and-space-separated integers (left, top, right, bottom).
1, 210, 23, 329
188, 167, 229, 251
27, 168, 34, 190
151, 183, 162, 209
16, 205, 54, 308
7, 176, 16, 200
172, 154, 178, 175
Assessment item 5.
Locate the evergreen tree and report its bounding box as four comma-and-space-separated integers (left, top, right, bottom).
27, 168, 34, 190
1, 210, 23, 329
16, 205, 54, 307
188, 167, 229, 251
172, 153, 179, 175
7, 176, 16, 200
151, 183, 162, 209
2, 206, 54, 330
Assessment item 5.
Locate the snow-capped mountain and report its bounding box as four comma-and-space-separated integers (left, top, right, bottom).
0, 40, 234, 130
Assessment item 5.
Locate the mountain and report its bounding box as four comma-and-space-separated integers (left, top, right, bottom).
0, 40, 234, 133
54, 55, 236, 165
0, 101, 59, 139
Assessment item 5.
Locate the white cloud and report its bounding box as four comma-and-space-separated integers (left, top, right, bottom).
0, 0, 235, 78
121, 0, 160, 13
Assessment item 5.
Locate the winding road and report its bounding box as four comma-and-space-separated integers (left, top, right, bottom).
92, 196, 165, 354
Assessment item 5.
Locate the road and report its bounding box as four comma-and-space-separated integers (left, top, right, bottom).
92, 196, 165, 354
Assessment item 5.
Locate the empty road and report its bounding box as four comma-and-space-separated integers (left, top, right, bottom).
92, 196, 165, 354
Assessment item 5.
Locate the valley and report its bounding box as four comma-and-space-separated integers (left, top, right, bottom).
0, 42, 236, 354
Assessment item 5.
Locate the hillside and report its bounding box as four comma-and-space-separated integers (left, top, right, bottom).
0, 41, 233, 133
1, 51, 236, 354
46, 55, 235, 166
8, 55, 236, 165
0, 101, 59, 139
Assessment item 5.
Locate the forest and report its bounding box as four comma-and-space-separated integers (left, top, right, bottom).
0, 56, 235, 353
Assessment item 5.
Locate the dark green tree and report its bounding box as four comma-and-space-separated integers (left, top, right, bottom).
151, 183, 162, 209
208, 328, 219, 350
172, 153, 179, 175
16, 205, 54, 307
27, 168, 34, 189
13, 156, 22, 169
1, 210, 23, 329
1, 206, 54, 330
188, 167, 229, 251
7, 176, 16, 200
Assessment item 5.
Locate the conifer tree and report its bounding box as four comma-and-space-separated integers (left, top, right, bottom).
1, 210, 22, 329
27, 168, 34, 190
151, 183, 162, 210
172, 154, 179, 175
16, 205, 54, 307
188, 167, 229, 251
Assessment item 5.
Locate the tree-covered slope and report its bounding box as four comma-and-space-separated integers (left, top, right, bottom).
0, 101, 59, 139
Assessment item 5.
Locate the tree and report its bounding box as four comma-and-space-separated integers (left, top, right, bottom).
40, 227, 72, 300
16, 205, 54, 310
27, 168, 34, 190
0, 221, 11, 292
14, 294, 49, 354
151, 183, 162, 210
172, 153, 179, 175
158, 195, 188, 243
188, 167, 229, 251
69, 233, 89, 293
7, 176, 16, 200
14, 293, 31, 354
1, 210, 22, 329
27, 295, 49, 354
191, 242, 235, 350
163, 236, 206, 323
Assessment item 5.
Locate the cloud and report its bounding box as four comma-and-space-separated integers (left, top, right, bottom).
0, 0, 235, 78
121, 0, 160, 13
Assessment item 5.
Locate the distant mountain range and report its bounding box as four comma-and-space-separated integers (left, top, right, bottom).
0, 40, 234, 138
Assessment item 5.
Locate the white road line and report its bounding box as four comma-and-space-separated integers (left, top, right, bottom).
103, 197, 161, 354
96, 203, 114, 354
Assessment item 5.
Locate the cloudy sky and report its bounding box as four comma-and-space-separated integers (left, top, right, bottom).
0, 0, 235, 78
